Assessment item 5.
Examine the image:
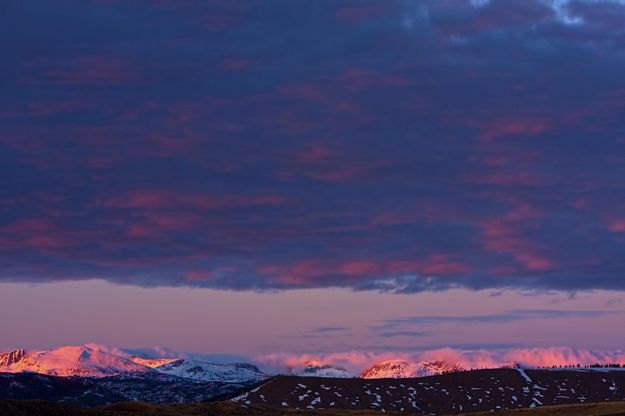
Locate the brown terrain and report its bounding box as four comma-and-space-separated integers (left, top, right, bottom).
2, 368, 625, 416
2, 400, 625, 416
239, 368, 625, 414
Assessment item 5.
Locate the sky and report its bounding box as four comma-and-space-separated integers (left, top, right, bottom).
1, 0, 625, 369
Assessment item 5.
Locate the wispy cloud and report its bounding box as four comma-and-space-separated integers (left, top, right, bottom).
376, 331, 431, 338
310, 326, 349, 334
373, 309, 621, 332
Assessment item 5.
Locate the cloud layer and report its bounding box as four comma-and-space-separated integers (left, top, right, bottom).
1, 0, 625, 292
257, 347, 625, 375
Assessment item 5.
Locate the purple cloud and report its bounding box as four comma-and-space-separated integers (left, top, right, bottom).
1, 0, 625, 293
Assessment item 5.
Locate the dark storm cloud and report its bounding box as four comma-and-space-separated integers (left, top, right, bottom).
1, 0, 625, 292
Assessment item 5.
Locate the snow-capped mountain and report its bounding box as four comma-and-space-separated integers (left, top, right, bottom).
0, 348, 27, 367
0, 345, 267, 405
360, 359, 465, 379
0, 345, 268, 383
298, 364, 354, 378
153, 359, 266, 383
0, 371, 259, 406
129, 356, 178, 368
0, 345, 151, 377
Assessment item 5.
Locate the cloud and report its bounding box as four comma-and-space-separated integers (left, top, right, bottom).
542, 0, 625, 24
255, 346, 625, 375
374, 310, 621, 332
504, 347, 625, 368
377, 331, 431, 338
544, 0, 586, 24
310, 326, 350, 334
470, 0, 492, 7
2, 0, 625, 294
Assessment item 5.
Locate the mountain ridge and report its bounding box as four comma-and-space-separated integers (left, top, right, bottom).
0, 345, 149, 377
360, 359, 465, 379
0, 345, 265, 383
155, 358, 266, 383
297, 364, 354, 378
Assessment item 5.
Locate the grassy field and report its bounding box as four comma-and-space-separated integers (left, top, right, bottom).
0, 401, 400, 416
466, 401, 625, 416
2, 400, 625, 416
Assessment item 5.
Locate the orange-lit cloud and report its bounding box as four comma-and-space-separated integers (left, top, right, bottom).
256, 347, 625, 375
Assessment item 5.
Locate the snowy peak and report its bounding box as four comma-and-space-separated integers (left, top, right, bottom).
360, 359, 412, 379
0, 349, 27, 367
0, 345, 151, 377
154, 359, 265, 383
129, 356, 178, 368
0, 345, 266, 383
298, 364, 353, 378
419, 360, 465, 375
361, 359, 465, 379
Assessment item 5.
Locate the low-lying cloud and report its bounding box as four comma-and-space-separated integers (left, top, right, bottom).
256, 347, 625, 375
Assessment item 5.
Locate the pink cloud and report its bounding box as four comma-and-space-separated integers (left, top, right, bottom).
216, 58, 260, 71
256, 351, 388, 375
369, 204, 466, 227
22, 55, 140, 86
339, 261, 381, 277
477, 118, 550, 142
104, 190, 288, 210
123, 212, 202, 238
256, 347, 625, 375
287, 143, 386, 183
184, 270, 216, 281
26, 97, 101, 117
338, 68, 414, 93
504, 348, 625, 368
294, 144, 338, 164
306, 165, 374, 182
258, 255, 473, 287
278, 83, 356, 113
0, 219, 72, 250
388, 255, 472, 277
481, 217, 553, 272
513, 251, 553, 271
467, 171, 545, 187
610, 220, 625, 233
0, 215, 123, 258
95, 190, 291, 242
258, 260, 339, 286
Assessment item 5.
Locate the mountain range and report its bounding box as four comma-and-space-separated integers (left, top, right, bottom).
2, 345, 624, 411
0, 345, 265, 383
153, 359, 266, 383
0, 345, 473, 381
0, 345, 148, 377
297, 364, 354, 378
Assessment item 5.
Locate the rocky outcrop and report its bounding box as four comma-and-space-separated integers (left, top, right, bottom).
0, 349, 27, 367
